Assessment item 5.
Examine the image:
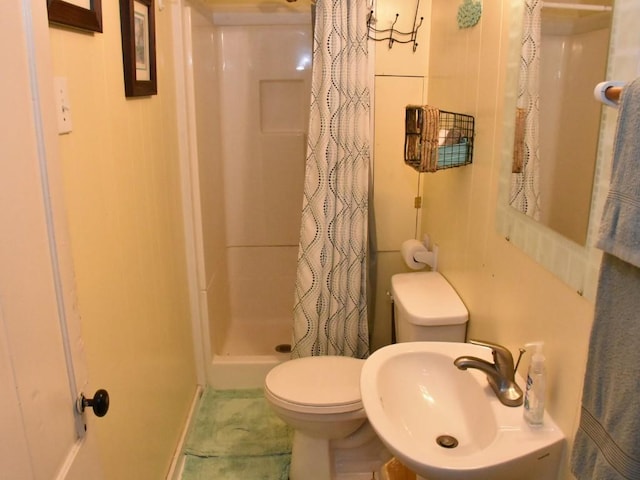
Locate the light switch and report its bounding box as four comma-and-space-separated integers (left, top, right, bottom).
54, 77, 72, 135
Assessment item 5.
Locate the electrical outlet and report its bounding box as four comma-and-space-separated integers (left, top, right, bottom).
54, 77, 72, 135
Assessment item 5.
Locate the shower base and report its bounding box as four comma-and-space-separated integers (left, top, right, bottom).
209, 319, 291, 389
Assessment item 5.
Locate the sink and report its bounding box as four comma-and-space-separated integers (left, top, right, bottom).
360, 342, 565, 480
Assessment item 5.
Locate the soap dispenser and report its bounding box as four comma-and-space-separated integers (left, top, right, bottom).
523, 342, 546, 426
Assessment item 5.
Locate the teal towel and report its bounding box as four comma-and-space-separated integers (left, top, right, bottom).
571, 253, 640, 480
572, 76, 640, 479
597, 76, 640, 268
571, 254, 640, 479
182, 453, 291, 480
184, 388, 293, 457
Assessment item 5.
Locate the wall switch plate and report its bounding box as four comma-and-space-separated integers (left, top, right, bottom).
54, 77, 72, 135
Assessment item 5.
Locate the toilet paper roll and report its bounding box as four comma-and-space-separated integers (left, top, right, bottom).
401, 239, 428, 270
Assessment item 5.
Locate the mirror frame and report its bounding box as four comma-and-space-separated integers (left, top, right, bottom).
496, 0, 630, 300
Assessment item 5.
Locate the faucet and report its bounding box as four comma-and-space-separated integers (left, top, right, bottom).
453, 339, 524, 407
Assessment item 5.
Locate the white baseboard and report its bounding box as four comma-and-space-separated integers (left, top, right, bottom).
166, 385, 204, 480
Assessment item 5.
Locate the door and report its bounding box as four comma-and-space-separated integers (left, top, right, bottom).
0, 1, 105, 478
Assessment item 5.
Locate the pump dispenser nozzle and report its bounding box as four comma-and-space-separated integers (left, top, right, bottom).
525, 342, 545, 366
525, 341, 544, 352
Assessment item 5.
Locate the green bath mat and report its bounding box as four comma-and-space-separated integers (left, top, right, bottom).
182, 453, 290, 480
184, 388, 293, 457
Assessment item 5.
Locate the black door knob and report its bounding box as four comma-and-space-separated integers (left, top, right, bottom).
79, 389, 110, 417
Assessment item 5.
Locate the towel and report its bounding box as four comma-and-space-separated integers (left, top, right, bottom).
404, 106, 440, 173
404, 107, 423, 165
571, 77, 640, 479
421, 106, 440, 172
596, 77, 640, 268
570, 254, 640, 479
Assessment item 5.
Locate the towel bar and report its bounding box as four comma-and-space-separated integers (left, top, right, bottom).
595, 81, 625, 108
605, 87, 622, 103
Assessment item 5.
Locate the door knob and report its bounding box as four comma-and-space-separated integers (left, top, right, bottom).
77, 389, 110, 417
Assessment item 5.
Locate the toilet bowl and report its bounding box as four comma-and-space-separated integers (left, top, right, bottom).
264, 356, 376, 480
264, 272, 469, 480
264, 356, 385, 480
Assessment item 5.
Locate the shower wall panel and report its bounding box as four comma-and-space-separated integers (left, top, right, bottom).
217, 23, 311, 329
188, 7, 231, 356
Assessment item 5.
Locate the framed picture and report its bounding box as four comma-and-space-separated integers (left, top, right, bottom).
119, 0, 157, 97
47, 0, 103, 33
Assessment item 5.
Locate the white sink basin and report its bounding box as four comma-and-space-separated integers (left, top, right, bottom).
360, 342, 565, 480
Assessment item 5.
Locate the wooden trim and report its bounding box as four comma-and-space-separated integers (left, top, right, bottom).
47, 0, 103, 33
119, 0, 157, 97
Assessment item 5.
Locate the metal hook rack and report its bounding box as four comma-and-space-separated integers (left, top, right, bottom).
367, 0, 424, 52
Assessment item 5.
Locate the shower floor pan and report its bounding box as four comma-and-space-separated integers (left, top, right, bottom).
210, 319, 291, 389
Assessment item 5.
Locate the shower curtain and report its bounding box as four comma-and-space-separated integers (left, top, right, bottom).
510, 0, 541, 219
291, 0, 370, 359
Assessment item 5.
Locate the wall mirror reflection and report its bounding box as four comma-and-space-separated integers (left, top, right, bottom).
510, 0, 613, 245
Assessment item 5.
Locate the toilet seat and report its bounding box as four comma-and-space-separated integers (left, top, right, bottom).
265, 356, 364, 414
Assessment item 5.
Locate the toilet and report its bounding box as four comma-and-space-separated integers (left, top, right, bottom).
264, 271, 469, 480
391, 271, 469, 342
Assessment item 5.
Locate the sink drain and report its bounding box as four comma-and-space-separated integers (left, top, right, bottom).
436, 435, 459, 449
275, 344, 291, 354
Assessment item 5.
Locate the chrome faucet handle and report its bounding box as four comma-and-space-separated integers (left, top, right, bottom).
468, 339, 515, 379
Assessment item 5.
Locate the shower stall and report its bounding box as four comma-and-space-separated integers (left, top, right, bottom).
179, 3, 312, 387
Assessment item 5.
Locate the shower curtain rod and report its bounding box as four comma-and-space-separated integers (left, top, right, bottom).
542, 2, 613, 12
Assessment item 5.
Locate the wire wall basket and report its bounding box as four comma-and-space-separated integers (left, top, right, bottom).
404, 106, 475, 172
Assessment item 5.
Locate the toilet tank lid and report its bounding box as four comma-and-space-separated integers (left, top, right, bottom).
391, 272, 468, 326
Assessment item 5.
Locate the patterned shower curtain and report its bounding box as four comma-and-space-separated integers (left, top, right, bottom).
510, 0, 541, 219
291, 0, 370, 359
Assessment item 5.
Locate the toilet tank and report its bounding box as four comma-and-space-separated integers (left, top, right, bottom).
391, 272, 468, 343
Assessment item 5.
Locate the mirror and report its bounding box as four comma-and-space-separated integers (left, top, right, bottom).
497, 0, 639, 300
509, 0, 613, 245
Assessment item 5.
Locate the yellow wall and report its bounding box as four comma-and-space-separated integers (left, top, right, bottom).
422, 2, 593, 478
370, 0, 433, 350
42, 1, 625, 478
372, 1, 604, 478
48, 2, 197, 478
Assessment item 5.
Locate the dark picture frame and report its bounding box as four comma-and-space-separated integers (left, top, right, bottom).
47, 0, 103, 33
119, 0, 157, 97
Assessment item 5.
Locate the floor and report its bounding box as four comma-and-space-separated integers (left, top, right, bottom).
180, 388, 292, 480
179, 387, 391, 480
